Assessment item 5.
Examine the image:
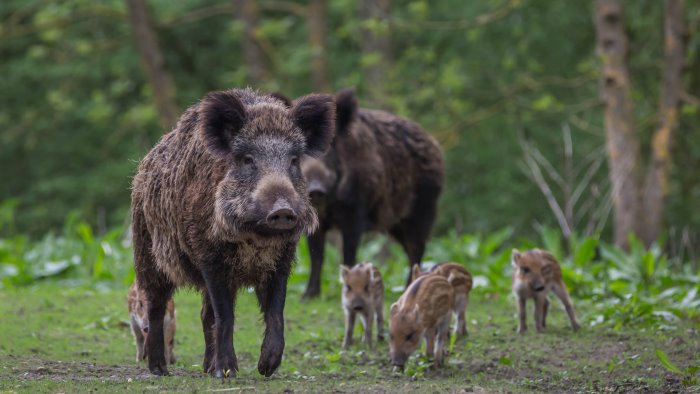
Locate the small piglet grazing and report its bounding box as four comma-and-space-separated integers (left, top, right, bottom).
389, 274, 454, 370
511, 249, 580, 334
340, 262, 384, 349
128, 282, 176, 364
411, 262, 473, 337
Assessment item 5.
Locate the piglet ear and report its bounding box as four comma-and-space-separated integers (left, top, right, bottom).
340, 265, 350, 282
411, 265, 422, 283
200, 90, 247, 157
291, 94, 336, 157
335, 88, 358, 134
511, 249, 521, 267
390, 302, 399, 317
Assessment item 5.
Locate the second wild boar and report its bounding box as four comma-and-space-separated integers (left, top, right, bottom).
301, 88, 445, 298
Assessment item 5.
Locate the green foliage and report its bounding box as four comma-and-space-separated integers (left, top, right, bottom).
655, 349, 699, 386
3, 0, 700, 243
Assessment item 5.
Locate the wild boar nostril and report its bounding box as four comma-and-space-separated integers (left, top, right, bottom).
353, 305, 363, 311
534, 286, 545, 292
143, 326, 149, 334
266, 208, 298, 230
309, 190, 326, 200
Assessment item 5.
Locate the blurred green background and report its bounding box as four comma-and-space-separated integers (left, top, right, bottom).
1, 0, 698, 243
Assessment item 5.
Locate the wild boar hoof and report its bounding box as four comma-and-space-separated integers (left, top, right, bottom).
148, 363, 169, 376
572, 323, 581, 332
258, 342, 284, 377
213, 367, 236, 379
301, 288, 320, 300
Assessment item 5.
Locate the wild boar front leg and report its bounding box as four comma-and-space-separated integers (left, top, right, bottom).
145, 290, 172, 375
517, 296, 527, 334
552, 283, 580, 331
534, 293, 546, 333
200, 292, 216, 373
342, 309, 356, 349
303, 230, 326, 299
202, 265, 237, 378
361, 310, 374, 348
256, 252, 292, 377
542, 297, 550, 328
424, 327, 436, 358
374, 301, 385, 342
434, 317, 451, 367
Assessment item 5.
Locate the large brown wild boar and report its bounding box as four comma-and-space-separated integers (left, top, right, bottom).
301, 88, 444, 298
389, 274, 454, 369
128, 281, 176, 365
511, 249, 580, 334
340, 262, 384, 348
131, 88, 335, 377
411, 262, 473, 337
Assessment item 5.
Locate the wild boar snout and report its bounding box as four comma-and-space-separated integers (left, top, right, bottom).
531, 279, 545, 292
307, 179, 326, 202
266, 198, 298, 230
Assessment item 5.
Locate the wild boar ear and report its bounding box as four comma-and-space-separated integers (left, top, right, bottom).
200, 90, 247, 157
365, 263, 376, 282
390, 302, 399, 317
340, 265, 350, 282
335, 87, 358, 135
269, 92, 292, 108
511, 249, 521, 267
411, 264, 422, 283
291, 94, 336, 157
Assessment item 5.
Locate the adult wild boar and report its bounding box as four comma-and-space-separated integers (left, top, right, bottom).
301, 88, 444, 298
131, 89, 335, 377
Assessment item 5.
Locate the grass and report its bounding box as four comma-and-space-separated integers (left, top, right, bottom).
0, 273, 698, 393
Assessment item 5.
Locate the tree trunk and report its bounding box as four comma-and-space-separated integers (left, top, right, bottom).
126, 0, 179, 130
358, 0, 391, 105
594, 0, 642, 249
307, 0, 330, 92
641, 0, 686, 246
233, 0, 268, 86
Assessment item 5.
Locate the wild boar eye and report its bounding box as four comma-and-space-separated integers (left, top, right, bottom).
345, 284, 351, 292
243, 155, 255, 165
406, 332, 414, 341
364, 284, 369, 292
290, 156, 299, 167
521, 267, 530, 274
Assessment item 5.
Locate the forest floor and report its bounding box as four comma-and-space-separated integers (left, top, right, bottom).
0, 282, 698, 393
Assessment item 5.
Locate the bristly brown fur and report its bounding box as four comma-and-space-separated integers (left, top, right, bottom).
131, 87, 335, 377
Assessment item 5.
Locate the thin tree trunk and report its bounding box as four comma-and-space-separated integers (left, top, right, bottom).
641, 0, 686, 246
234, 0, 267, 86
358, 0, 391, 105
126, 0, 179, 130
594, 0, 642, 249
307, 0, 330, 92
